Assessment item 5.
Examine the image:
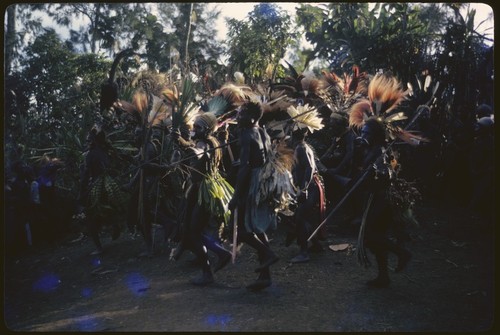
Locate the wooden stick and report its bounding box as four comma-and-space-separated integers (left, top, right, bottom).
232, 208, 238, 264
357, 192, 374, 267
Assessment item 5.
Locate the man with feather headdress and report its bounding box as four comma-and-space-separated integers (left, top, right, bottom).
180, 112, 234, 286
345, 72, 421, 287
228, 101, 280, 291
279, 102, 327, 263
353, 116, 412, 288
146, 111, 234, 285
288, 126, 326, 263
311, 72, 425, 287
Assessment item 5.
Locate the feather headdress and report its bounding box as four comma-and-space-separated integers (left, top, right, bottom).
349, 73, 429, 146
131, 89, 171, 129
214, 83, 255, 108
368, 73, 408, 115
201, 79, 257, 125
287, 103, 325, 133
319, 67, 369, 136
348, 99, 373, 129
233, 71, 245, 85
300, 75, 322, 97
255, 83, 293, 115
273, 61, 323, 101
114, 70, 173, 130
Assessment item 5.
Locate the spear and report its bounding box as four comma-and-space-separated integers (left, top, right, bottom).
231, 208, 238, 264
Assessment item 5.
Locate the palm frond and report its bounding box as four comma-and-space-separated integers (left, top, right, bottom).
171, 77, 199, 130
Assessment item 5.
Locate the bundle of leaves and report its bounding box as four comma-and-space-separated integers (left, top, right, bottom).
197, 170, 235, 230
387, 177, 421, 209
88, 173, 130, 225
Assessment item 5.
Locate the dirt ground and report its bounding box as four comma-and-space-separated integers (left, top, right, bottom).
3, 202, 495, 332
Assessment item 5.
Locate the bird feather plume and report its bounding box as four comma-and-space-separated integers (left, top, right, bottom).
301, 76, 321, 97
130, 70, 169, 97
234, 71, 245, 85
162, 86, 178, 105
132, 89, 149, 114
287, 103, 324, 132
276, 140, 295, 172
349, 99, 372, 129
257, 84, 292, 115
389, 126, 430, 146
215, 83, 255, 107
205, 95, 230, 116
368, 73, 408, 115
147, 95, 170, 127
321, 70, 343, 89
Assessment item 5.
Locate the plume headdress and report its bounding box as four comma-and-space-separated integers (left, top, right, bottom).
202, 75, 257, 126
114, 70, 173, 131
348, 73, 429, 146
286, 103, 325, 134
320, 66, 370, 121
272, 60, 322, 105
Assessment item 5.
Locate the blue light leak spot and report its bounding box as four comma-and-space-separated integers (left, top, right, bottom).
205, 314, 232, 329
81, 287, 92, 298
77, 315, 99, 331
32, 273, 61, 293
90, 257, 101, 267
124, 272, 149, 296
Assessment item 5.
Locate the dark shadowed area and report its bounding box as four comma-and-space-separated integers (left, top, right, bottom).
3, 203, 494, 332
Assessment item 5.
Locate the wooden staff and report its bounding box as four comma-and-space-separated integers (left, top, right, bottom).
232, 208, 238, 264
356, 192, 374, 267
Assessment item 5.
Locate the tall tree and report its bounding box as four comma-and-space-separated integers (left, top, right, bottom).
226, 3, 296, 84
155, 3, 224, 74
4, 4, 46, 73
15, 30, 110, 148
5, 5, 17, 76
434, 4, 492, 124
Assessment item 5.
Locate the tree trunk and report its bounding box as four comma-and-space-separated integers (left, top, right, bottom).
184, 3, 194, 74
5, 5, 17, 76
